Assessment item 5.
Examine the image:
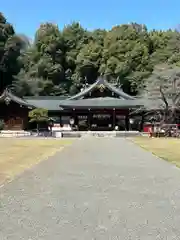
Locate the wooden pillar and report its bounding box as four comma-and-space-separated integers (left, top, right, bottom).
72, 109, 76, 129
140, 112, 144, 132
73, 108, 75, 117
88, 108, 91, 130
125, 112, 130, 131
113, 108, 116, 129
73, 108, 76, 125
59, 114, 62, 127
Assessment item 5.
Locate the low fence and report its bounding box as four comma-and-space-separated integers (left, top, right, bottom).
55, 130, 141, 138
0, 130, 141, 138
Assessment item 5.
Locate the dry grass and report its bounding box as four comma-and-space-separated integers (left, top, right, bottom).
0, 138, 72, 186
132, 137, 180, 167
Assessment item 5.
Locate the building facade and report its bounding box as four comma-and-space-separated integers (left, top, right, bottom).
0, 77, 155, 131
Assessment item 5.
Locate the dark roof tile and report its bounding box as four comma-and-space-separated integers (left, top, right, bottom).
59, 97, 142, 109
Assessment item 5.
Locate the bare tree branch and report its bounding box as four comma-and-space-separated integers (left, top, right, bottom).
140, 64, 180, 124
159, 85, 169, 109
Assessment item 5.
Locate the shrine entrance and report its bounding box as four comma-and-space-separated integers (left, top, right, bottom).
90, 112, 113, 131
73, 109, 127, 131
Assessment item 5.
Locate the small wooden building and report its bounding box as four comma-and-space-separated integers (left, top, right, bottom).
0, 89, 33, 130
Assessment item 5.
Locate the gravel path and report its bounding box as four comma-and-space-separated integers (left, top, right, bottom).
1, 137, 180, 239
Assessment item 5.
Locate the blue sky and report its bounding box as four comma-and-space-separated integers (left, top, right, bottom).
1, 0, 180, 38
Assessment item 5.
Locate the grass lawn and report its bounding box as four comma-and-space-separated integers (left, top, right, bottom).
132, 137, 180, 167
0, 138, 72, 186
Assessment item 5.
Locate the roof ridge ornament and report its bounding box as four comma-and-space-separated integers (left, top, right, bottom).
97, 83, 105, 92
4, 96, 11, 105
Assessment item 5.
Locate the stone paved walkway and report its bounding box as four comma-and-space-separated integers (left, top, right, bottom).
1, 137, 180, 239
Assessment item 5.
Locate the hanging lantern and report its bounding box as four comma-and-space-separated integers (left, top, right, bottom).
129, 118, 134, 124
97, 84, 105, 92
69, 118, 75, 125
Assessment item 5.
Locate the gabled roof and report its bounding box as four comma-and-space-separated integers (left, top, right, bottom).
68, 77, 135, 100
0, 89, 33, 108
25, 99, 62, 111
0, 84, 147, 111
24, 96, 67, 100
23, 96, 67, 111
59, 97, 143, 109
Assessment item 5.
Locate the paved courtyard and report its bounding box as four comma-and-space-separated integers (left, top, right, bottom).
1, 137, 180, 239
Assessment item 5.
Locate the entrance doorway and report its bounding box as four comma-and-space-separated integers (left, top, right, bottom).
90, 112, 113, 131
77, 115, 89, 131
74, 110, 128, 131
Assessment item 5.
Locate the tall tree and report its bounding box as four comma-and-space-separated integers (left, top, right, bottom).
0, 12, 29, 92
100, 23, 152, 94
2, 13, 180, 97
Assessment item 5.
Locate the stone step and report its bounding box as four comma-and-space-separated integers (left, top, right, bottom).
60, 131, 141, 138
0, 130, 31, 137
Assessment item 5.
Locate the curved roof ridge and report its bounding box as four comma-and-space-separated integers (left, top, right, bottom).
103, 79, 135, 100
68, 77, 135, 100
68, 78, 102, 100
0, 89, 6, 100
0, 88, 33, 108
